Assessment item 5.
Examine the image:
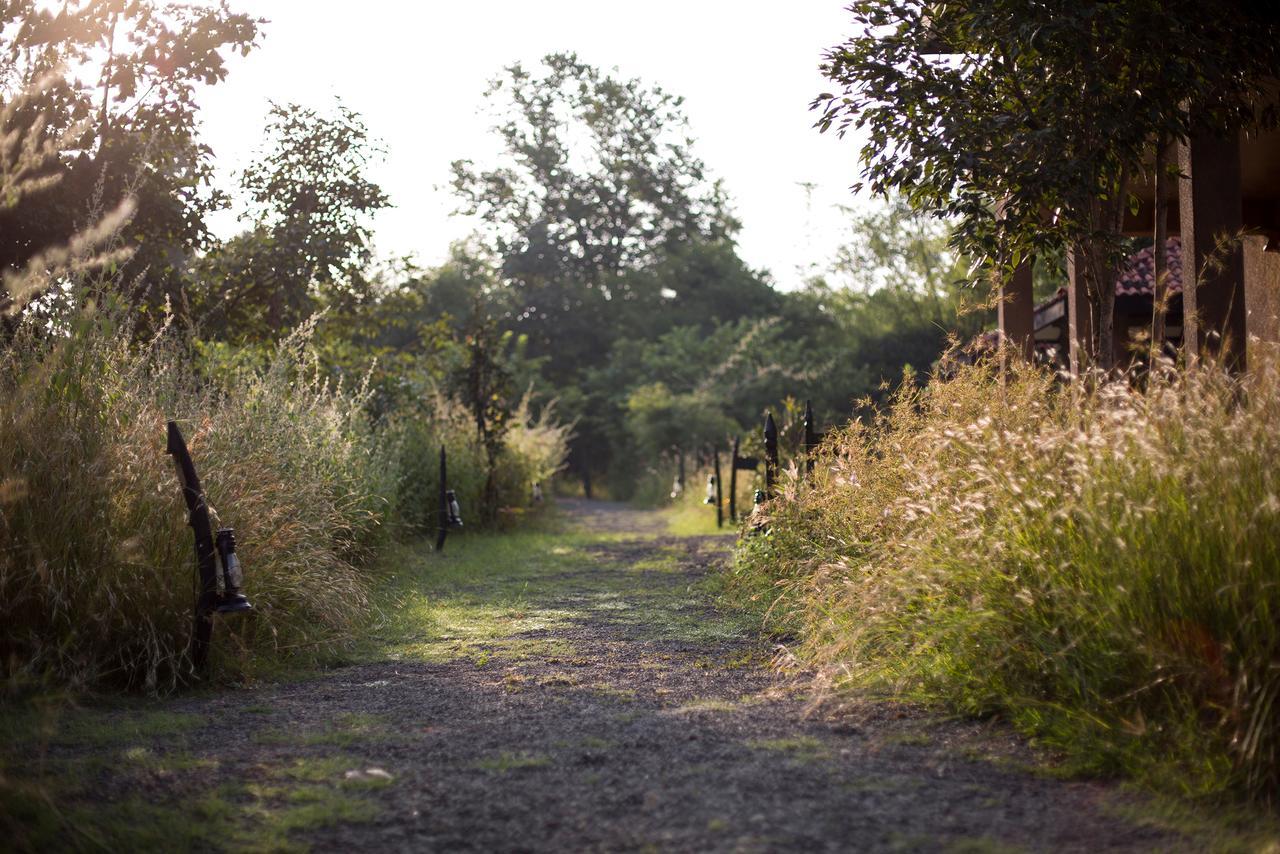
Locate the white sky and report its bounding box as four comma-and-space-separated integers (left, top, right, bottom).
198, 1, 865, 289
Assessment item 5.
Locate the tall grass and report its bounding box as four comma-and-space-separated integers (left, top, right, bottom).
735, 351, 1280, 800
0, 306, 393, 690
387, 391, 570, 534
0, 302, 568, 691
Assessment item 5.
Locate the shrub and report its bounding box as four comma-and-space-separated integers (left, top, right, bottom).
385, 390, 569, 535
735, 351, 1280, 799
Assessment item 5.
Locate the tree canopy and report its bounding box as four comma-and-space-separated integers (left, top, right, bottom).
813, 0, 1280, 364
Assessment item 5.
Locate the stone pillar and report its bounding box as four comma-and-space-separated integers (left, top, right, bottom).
998, 259, 1035, 362
1179, 130, 1246, 371
1066, 247, 1094, 375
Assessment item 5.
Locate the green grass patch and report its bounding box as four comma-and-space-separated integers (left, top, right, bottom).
473, 750, 553, 773
746, 735, 828, 762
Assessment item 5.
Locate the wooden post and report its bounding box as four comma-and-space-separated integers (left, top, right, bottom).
803, 400, 817, 476
763, 412, 778, 499
729, 436, 739, 522
167, 421, 218, 675
998, 259, 1035, 362
713, 447, 723, 528
1179, 128, 1246, 371
435, 445, 448, 552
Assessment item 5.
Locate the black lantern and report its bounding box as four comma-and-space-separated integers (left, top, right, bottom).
214, 528, 252, 615
703, 474, 717, 505
753, 489, 766, 509
446, 490, 463, 528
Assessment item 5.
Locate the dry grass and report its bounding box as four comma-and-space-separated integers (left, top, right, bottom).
0, 309, 393, 691
734, 349, 1280, 801
0, 303, 569, 692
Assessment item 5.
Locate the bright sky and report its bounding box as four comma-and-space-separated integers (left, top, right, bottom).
198, 1, 865, 289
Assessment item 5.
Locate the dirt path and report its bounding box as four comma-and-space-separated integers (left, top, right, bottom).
12, 500, 1190, 852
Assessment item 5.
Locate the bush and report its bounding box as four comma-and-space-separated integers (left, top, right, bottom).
735, 352, 1280, 800
386, 390, 569, 535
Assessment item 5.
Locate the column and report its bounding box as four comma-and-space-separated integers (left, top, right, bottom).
1179, 129, 1246, 371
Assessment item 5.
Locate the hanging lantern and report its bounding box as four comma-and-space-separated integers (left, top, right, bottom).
446, 489, 463, 528
753, 489, 766, 509
213, 528, 252, 615
703, 474, 717, 505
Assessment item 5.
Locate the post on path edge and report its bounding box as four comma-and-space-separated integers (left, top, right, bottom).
803, 399, 817, 476
763, 412, 778, 499
167, 420, 252, 677
729, 436, 760, 523
712, 446, 723, 528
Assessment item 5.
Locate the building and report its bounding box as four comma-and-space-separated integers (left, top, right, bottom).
1000, 127, 1280, 373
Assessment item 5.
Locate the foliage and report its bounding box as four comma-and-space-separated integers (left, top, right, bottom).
0, 0, 261, 323
813, 0, 1280, 365
452, 52, 736, 337
193, 100, 391, 340
734, 353, 1280, 800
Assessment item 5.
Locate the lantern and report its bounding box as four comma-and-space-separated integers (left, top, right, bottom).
446, 490, 463, 528
214, 528, 252, 615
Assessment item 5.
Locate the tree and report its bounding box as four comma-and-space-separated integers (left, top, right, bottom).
452, 52, 738, 385
813, 0, 1280, 368
0, 0, 261, 323
449, 298, 517, 522
192, 100, 390, 340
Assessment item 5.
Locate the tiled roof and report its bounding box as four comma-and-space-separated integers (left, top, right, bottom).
1115, 237, 1182, 296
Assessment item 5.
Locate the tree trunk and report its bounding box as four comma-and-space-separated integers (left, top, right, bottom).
1083, 175, 1129, 373
1151, 137, 1170, 354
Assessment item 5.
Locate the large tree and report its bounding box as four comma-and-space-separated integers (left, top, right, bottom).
814, 0, 1280, 368
0, 0, 261, 323
453, 52, 764, 489
192, 100, 390, 341
452, 52, 738, 383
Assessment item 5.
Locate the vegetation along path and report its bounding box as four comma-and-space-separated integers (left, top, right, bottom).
12, 501, 1199, 851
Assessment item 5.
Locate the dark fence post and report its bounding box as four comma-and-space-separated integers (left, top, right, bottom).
167, 421, 219, 675
803, 399, 817, 476
713, 447, 723, 528
764, 412, 778, 498
729, 436, 739, 522
435, 445, 448, 552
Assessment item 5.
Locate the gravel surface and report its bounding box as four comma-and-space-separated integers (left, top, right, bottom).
33, 500, 1189, 852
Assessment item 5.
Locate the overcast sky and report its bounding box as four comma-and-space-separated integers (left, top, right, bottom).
198, 1, 865, 289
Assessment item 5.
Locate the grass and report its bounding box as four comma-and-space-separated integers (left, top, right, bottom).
0, 299, 568, 694
746, 735, 827, 763
660, 477, 748, 538
473, 751, 553, 773
366, 521, 759, 669
732, 350, 1280, 803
